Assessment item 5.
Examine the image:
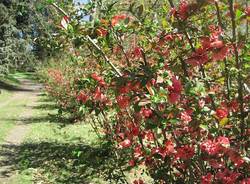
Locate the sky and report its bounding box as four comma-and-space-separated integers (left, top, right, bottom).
73, 0, 89, 4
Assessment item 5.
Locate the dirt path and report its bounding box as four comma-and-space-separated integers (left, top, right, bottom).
0, 79, 42, 184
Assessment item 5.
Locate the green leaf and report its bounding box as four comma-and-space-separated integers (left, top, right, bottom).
235, 9, 243, 20
47, 0, 55, 4
199, 124, 208, 130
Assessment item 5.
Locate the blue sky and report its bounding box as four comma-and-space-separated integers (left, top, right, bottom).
74, 0, 89, 4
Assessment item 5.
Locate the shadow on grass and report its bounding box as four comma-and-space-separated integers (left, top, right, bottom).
0, 80, 34, 92
0, 91, 129, 183
0, 142, 128, 184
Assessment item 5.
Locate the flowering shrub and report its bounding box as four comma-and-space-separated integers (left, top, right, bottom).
43, 0, 250, 183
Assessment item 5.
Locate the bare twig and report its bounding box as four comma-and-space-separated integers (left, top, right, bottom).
215, 1, 231, 101
228, 0, 245, 137
51, 2, 122, 77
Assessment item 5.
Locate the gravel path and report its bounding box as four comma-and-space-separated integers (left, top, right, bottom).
0, 79, 42, 184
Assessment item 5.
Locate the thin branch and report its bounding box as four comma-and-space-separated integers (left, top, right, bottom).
51, 3, 69, 17
228, 0, 245, 137
51, 2, 122, 77
112, 28, 131, 67
215, 1, 230, 101
87, 35, 122, 76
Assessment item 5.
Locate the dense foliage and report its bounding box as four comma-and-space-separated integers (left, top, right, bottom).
40, 0, 250, 183
0, 0, 62, 75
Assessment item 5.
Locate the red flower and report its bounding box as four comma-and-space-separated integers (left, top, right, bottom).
228, 99, 239, 112
77, 91, 88, 104
217, 136, 230, 148
215, 169, 241, 184
178, 0, 189, 20
240, 178, 250, 184
201, 173, 213, 184
131, 126, 140, 136
91, 73, 102, 81
245, 7, 250, 16
133, 47, 142, 58
168, 76, 182, 104
216, 108, 228, 119
144, 131, 155, 141
200, 139, 220, 155
96, 27, 108, 37
164, 34, 174, 41
212, 46, 229, 61
116, 95, 130, 109
176, 145, 195, 160
134, 145, 143, 159
128, 159, 135, 167
91, 73, 106, 86
164, 140, 175, 155
227, 149, 245, 167
133, 179, 144, 184
171, 76, 182, 93
209, 159, 225, 169
140, 108, 153, 118
118, 139, 131, 149
180, 110, 192, 123
93, 87, 106, 102
111, 14, 127, 26
186, 48, 209, 67
210, 40, 224, 49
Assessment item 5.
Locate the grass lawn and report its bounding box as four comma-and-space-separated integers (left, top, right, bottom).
8, 95, 110, 184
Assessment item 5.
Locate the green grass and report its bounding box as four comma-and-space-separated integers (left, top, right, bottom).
8, 72, 38, 81
9, 96, 111, 184
11, 95, 152, 184
0, 97, 30, 143
0, 72, 32, 143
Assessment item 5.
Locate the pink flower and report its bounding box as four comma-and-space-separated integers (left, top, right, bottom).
144, 131, 155, 141
134, 145, 143, 159
128, 159, 135, 167
171, 76, 182, 93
